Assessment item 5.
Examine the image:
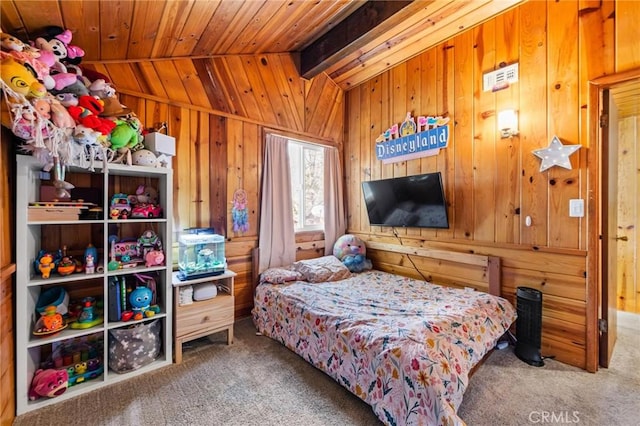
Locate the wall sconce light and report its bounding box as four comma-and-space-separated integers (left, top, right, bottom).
498, 109, 519, 138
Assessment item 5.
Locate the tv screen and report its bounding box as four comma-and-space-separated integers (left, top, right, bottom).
362, 172, 449, 229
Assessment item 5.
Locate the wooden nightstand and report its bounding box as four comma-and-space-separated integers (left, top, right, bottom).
172, 270, 236, 363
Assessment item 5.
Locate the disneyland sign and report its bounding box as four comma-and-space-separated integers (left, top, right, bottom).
375, 113, 450, 164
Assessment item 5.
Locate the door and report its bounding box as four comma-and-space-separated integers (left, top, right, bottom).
599, 76, 640, 367
599, 88, 618, 367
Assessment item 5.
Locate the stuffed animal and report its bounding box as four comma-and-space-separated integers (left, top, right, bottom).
108, 118, 140, 150
54, 92, 79, 107
49, 96, 76, 129
0, 32, 24, 51
34, 27, 85, 65
68, 95, 115, 135
88, 78, 115, 99
333, 234, 372, 273
31, 98, 51, 120
133, 185, 159, 205
10, 104, 50, 141
0, 57, 47, 98
28, 368, 68, 400
0, 37, 56, 89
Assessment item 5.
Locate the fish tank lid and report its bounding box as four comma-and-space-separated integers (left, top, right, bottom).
179, 233, 224, 245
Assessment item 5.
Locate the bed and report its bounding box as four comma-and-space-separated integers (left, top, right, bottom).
251, 248, 516, 426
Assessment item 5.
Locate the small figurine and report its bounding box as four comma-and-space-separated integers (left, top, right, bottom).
57, 245, 76, 276
78, 297, 95, 323
84, 253, 95, 274
57, 256, 75, 276
38, 253, 56, 278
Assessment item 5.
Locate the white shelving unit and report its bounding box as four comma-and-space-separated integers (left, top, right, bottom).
15, 155, 173, 415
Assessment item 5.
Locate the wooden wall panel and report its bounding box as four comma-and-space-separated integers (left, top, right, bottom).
519, 0, 549, 247
547, 1, 581, 249
494, 8, 520, 244
91, 54, 343, 144
473, 21, 497, 242
453, 31, 474, 241
344, 1, 639, 370
616, 0, 640, 71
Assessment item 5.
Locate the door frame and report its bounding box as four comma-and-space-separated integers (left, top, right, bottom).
587, 67, 640, 372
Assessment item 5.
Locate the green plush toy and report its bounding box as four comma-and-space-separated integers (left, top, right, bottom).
109, 118, 140, 150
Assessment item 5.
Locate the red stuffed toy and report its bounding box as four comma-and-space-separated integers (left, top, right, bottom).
68, 95, 116, 135
28, 368, 68, 400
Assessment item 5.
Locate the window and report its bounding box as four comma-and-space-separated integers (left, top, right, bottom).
288, 140, 324, 232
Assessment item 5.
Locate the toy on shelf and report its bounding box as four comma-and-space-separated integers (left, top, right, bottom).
35, 286, 69, 316
70, 296, 103, 329
40, 337, 104, 387
110, 274, 160, 322
131, 203, 162, 219
56, 245, 80, 276
28, 369, 68, 400
145, 250, 164, 268
84, 253, 95, 274
83, 243, 98, 274
33, 305, 67, 336
129, 286, 155, 320
56, 255, 75, 275
137, 229, 163, 260
110, 193, 131, 219
38, 253, 56, 278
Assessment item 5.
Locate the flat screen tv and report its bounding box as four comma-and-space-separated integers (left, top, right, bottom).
362, 172, 449, 229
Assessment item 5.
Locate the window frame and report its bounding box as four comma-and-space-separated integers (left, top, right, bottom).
287, 138, 325, 233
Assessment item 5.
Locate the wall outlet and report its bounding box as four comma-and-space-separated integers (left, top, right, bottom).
569, 199, 584, 217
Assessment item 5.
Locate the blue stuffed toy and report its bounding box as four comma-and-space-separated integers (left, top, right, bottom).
333, 234, 373, 273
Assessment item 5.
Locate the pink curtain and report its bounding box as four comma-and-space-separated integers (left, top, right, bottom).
258, 134, 296, 272
324, 146, 346, 254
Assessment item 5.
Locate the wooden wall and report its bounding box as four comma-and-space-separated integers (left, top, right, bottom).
83, 53, 344, 319
344, 1, 640, 371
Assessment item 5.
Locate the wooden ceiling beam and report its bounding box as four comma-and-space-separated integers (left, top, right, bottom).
299, 0, 414, 79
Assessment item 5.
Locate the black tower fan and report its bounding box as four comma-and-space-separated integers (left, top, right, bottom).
515, 286, 544, 366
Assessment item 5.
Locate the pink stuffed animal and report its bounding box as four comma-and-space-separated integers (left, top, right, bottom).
145, 250, 165, 268
28, 368, 68, 400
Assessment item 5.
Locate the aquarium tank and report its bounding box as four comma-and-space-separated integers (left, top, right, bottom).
178, 228, 226, 280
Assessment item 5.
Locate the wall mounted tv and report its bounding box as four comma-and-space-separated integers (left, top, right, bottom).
362, 172, 449, 229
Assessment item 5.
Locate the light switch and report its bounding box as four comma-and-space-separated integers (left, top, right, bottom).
569, 199, 584, 217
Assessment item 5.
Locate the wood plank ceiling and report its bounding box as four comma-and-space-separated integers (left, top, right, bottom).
1, 0, 522, 90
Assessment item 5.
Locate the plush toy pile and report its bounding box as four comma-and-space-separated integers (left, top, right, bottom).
0, 26, 152, 172
333, 234, 373, 273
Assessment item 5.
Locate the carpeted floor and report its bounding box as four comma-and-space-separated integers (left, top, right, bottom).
13, 313, 639, 426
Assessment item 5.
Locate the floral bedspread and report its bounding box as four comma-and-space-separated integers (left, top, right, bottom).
252, 270, 516, 426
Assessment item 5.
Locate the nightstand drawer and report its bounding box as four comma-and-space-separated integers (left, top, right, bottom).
176, 294, 234, 338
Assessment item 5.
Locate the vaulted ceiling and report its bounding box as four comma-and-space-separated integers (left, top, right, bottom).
1, 0, 522, 90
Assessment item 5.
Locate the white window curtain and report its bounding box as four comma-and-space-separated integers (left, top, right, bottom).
323, 146, 346, 254
258, 134, 296, 272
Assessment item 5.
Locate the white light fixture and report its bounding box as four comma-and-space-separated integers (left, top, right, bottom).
498, 109, 518, 138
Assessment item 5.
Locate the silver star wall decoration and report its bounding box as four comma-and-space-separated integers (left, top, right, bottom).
532, 135, 581, 172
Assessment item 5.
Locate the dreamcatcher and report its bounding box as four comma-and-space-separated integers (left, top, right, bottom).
231, 189, 249, 234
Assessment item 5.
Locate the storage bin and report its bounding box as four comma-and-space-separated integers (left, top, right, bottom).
108, 319, 161, 373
